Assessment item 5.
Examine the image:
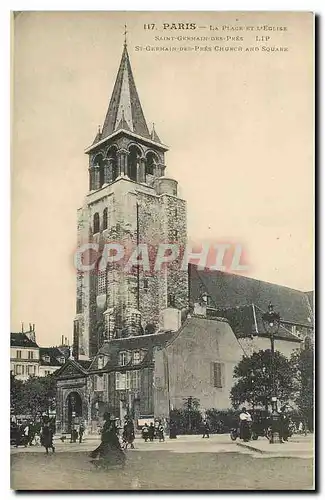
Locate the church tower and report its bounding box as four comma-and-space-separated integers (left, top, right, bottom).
73, 41, 188, 360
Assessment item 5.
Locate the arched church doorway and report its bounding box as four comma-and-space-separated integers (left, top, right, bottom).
66, 391, 83, 432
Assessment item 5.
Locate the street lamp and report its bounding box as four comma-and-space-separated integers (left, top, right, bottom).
262, 302, 281, 443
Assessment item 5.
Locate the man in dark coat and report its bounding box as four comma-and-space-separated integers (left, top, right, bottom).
79, 423, 85, 443
202, 420, 210, 438
148, 422, 155, 442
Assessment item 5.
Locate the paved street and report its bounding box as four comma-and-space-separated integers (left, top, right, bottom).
11, 434, 314, 490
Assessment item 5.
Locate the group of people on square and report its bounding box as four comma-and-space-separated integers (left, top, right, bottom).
11, 416, 56, 453
237, 405, 295, 443
141, 420, 165, 442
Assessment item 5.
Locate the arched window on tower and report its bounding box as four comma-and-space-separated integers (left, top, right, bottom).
103, 208, 108, 230
107, 146, 118, 182
128, 145, 141, 182
93, 212, 100, 234
93, 154, 105, 189
145, 152, 157, 178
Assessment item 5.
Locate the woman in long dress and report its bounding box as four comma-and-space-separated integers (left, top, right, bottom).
90, 412, 125, 468
41, 421, 55, 454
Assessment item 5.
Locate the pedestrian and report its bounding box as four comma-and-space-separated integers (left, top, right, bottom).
28, 422, 36, 446
158, 422, 165, 442
122, 419, 135, 449
239, 407, 252, 442
70, 426, 78, 443
202, 419, 210, 438
142, 423, 149, 442
78, 423, 85, 443
279, 406, 290, 442
23, 422, 30, 446
169, 420, 177, 439
41, 420, 55, 454
90, 412, 125, 468
148, 422, 155, 442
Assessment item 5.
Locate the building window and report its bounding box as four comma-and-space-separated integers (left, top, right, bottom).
172, 229, 178, 241
76, 297, 82, 314
103, 208, 108, 230
28, 351, 34, 360
15, 365, 22, 375
97, 269, 106, 295
33, 365, 36, 375
115, 372, 126, 390
21, 365, 25, 375
93, 212, 100, 233
126, 371, 132, 390
16, 351, 22, 359
132, 351, 141, 365
119, 351, 130, 367
98, 356, 104, 369
58, 357, 65, 364
168, 294, 176, 307
143, 278, 149, 292
94, 374, 104, 391
212, 362, 224, 389
131, 370, 141, 390
43, 355, 50, 363
45, 370, 50, 376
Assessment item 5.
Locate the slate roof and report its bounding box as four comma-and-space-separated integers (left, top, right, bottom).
90, 331, 175, 372
39, 347, 67, 367
206, 304, 301, 342
304, 291, 314, 318
10, 332, 39, 349
189, 264, 313, 329
100, 44, 150, 142
78, 360, 92, 370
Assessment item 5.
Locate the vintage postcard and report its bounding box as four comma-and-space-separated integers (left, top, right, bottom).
11, 11, 314, 491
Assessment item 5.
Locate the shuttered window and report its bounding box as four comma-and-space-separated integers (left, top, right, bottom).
212, 362, 224, 388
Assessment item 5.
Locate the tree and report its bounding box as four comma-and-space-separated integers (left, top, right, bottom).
10, 372, 25, 417
20, 375, 57, 418
290, 341, 314, 431
230, 349, 296, 411
169, 397, 202, 434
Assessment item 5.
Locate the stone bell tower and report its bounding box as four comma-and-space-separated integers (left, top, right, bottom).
73, 41, 188, 360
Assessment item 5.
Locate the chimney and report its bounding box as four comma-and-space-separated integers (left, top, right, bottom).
193, 303, 207, 317
61, 335, 64, 346
21, 322, 24, 333
25, 323, 36, 343
161, 308, 182, 332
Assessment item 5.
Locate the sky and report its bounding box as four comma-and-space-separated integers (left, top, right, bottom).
11, 11, 314, 346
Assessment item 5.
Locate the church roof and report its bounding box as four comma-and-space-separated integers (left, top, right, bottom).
100, 44, 150, 142
10, 332, 39, 349
189, 264, 313, 329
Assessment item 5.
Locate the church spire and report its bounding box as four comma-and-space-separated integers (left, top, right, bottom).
100, 43, 150, 141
